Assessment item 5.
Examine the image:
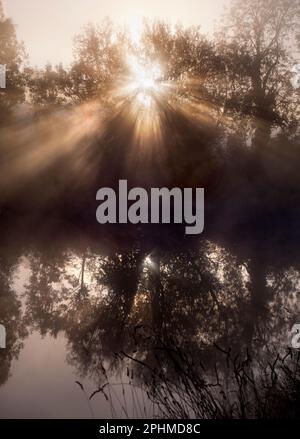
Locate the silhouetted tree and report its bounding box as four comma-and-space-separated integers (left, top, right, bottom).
218, 0, 300, 148
0, 2, 26, 124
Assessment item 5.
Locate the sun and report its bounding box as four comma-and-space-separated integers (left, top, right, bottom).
127, 56, 162, 107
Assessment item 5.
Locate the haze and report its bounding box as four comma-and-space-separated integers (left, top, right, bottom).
4, 0, 227, 66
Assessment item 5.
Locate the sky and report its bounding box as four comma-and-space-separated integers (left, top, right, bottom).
4, 0, 228, 67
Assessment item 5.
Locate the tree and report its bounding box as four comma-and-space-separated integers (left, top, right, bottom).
69, 19, 129, 103
218, 0, 300, 148
0, 1, 26, 123
28, 63, 72, 111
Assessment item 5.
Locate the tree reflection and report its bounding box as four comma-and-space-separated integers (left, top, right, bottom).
0, 228, 299, 418
1, 236, 293, 390
0, 245, 27, 386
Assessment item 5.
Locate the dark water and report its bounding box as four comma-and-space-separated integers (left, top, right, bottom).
0, 224, 299, 419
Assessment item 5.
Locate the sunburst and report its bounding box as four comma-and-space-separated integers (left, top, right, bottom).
127, 56, 162, 107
